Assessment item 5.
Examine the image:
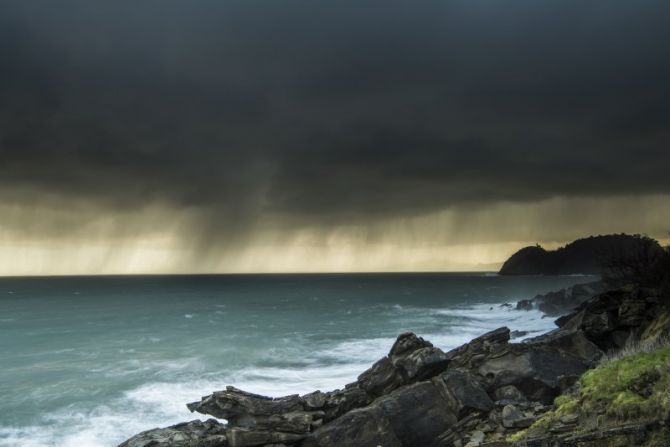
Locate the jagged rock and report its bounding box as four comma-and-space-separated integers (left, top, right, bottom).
321, 384, 371, 421
187, 387, 303, 422
357, 357, 403, 397
389, 332, 433, 360
393, 346, 450, 381
358, 333, 449, 397
434, 369, 493, 419
121, 281, 670, 447
301, 391, 326, 411
501, 404, 534, 428
445, 327, 511, 371
118, 419, 228, 447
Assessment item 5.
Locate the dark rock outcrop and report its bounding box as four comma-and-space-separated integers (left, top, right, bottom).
499, 234, 663, 276
119, 419, 228, 447
119, 282, 670, 447
515, 281, 604, 317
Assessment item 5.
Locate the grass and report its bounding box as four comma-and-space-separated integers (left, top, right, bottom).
509, 344, 670, 444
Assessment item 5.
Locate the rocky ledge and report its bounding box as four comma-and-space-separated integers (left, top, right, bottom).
120, 285, 670, 447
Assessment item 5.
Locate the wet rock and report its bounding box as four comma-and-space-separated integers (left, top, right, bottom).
516, 300, 533, 311
118, 419, 228, 447
510, 330, 528, 339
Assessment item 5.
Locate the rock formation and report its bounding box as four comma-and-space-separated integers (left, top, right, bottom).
119, 284, 670, 447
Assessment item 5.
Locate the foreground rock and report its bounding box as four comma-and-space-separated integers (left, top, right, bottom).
119, 284, 670, 447
119, 419, 227, 447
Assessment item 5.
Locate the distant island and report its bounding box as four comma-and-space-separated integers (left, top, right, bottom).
499, 234, 664, 275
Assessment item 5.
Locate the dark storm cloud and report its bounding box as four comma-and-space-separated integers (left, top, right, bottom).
1, 0, 669, 226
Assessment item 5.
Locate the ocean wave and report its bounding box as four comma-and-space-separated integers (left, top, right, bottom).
0, 299, 557, 447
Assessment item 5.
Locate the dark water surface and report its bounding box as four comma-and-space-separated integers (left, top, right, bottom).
0, 273, 594, 446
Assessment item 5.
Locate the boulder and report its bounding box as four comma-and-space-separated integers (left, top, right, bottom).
357, 357, 403, 397
118, 419, 228, 447
305, 379, 464, 447
525, 329, 603, 365
375, 381, 458, 446
477, 345, 589, 403
389, 332, 433, 360
301, 405, 402, 447
433, 369, 493, 419
358, 332, 449, 397
393, 346, 450, 381
445, 327, 511, 371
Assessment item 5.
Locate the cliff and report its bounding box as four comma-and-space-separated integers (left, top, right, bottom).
499, 234, 663, 276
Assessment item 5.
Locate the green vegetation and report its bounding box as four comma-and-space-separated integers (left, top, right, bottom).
510, 345, 670, 444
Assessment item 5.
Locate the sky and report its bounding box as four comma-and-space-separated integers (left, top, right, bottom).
1, 1, 669, 275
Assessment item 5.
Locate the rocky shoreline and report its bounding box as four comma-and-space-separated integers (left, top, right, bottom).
120, 283, 670, 447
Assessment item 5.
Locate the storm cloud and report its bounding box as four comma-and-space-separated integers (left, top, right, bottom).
0, 1, 669, 273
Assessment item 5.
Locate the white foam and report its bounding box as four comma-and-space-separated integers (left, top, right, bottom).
0, 300, 558, 447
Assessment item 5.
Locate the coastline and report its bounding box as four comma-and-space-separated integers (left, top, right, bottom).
120, 279, 670, 447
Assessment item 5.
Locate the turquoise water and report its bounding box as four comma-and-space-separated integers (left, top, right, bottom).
0, 273, 593, 446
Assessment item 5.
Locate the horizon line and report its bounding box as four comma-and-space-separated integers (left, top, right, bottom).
0, 270, 506, 279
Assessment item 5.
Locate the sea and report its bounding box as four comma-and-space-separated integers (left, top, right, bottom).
0, 273, 595, 447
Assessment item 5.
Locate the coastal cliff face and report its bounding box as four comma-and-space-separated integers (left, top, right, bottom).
119, 282, 670, 447
499, 234, 663, 276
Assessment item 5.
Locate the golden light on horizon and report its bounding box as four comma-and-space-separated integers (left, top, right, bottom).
1, 194, 669, 276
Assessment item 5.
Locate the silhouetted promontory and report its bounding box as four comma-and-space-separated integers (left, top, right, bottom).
499, 234, 663, 275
